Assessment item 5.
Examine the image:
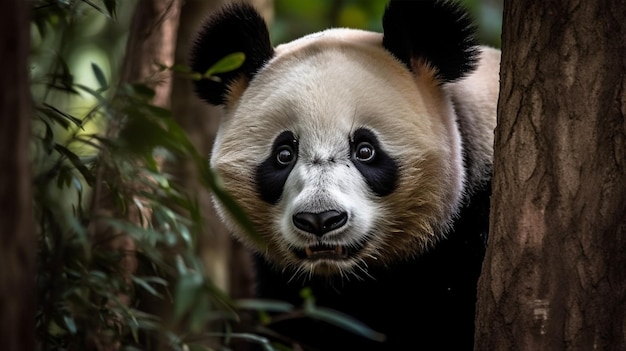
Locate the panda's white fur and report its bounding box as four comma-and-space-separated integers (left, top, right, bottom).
190, 1, 499, 349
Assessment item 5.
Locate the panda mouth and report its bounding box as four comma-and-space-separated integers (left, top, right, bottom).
294, 242, 362, 260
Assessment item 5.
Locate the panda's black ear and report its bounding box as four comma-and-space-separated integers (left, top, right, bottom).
382, 0, 478, 82
189, 2, 274, 106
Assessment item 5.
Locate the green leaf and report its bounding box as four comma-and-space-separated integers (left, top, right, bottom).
91, 62, 108, 90
63, 315, 77, 334
38, 107, 69, 129
66, 215, 91, 261
56, 55, 76, 92
82, 0, 112, 18
305, 305, 386, 342
198, 163, 263, 246
131, 276, 165, 298
235, 299, 294, 313
56, 166, 72, 188
117, 114, 165, 154
103, 0, 117, 18
54, 144, 96, 186
39, 103, 83, 129
188, 293, 210, 333
170, 64, 193, 73
299, 287, 314, 301
76, 83, 108, 105
42, 120, 55, 154
33, 15, 48, 38
128, 83, 155, 99
173, 272, 203, 320
47, 320, 66, 337
143, 104, 171, 119
175, 255, 188, 275
203, 52, 245, 78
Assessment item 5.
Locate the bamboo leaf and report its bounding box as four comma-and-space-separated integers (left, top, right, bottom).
203, 166, 262, 246
57, 55, 76, 92
170, 64, 193, 73
305, 305, 386, 342
42, 120, 55, 154
131, 276, 165, 298
103, 0, 117, 18
203, 52, 245, 77
235, 299, 294, 313
82, 0, 112, 18
39, 103, 83, 129
173, 272, 203, 320
91, 62, 108, 90
143, 104, 171, 119
63, 315, 77, 334
129, 83, 155, 99
76, 83, 108, 105
54, 144, 95, 186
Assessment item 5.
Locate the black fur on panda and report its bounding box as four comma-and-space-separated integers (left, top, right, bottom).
190, 1, 500, 350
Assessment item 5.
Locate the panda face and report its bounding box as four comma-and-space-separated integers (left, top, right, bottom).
210, 29, 465, 278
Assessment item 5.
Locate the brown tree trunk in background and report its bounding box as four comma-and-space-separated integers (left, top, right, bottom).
475, 1, 626, 350
170, 0, 273, 299
92, 0, 183, 257
120, 0, 182, 106
0, 1, 34, 351
89, 1, 182, 349
170, 0, 236, 296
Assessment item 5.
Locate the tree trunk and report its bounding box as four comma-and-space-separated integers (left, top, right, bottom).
170, 0, 237, 297
92, 0, 183, 253
0, 1, 35, 351
120, 0, 182, 106
475, 1, 626, 350
171, 0, 273, 299
89, 1, 182, 349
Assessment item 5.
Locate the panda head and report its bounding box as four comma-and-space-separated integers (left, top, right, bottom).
190, 1, 480, 278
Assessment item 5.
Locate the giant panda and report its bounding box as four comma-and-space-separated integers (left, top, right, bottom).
190, 1, 500, 350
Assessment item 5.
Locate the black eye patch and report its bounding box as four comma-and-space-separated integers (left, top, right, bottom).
350, 128, 398, 197
255, 131, 298, 204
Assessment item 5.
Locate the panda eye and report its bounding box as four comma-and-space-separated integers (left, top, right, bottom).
276, 145, 296, 166
354, 142, 376, 163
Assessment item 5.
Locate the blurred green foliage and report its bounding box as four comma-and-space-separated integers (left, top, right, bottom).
272, 0, 502, 47
31, 1, 246, 350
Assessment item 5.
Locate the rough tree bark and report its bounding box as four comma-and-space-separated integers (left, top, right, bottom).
476, 1, 626, 350
0, 1, 34, 351
120, 0, 182, 106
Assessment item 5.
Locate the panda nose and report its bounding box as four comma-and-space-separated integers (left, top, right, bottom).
293, 210, 348, 237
